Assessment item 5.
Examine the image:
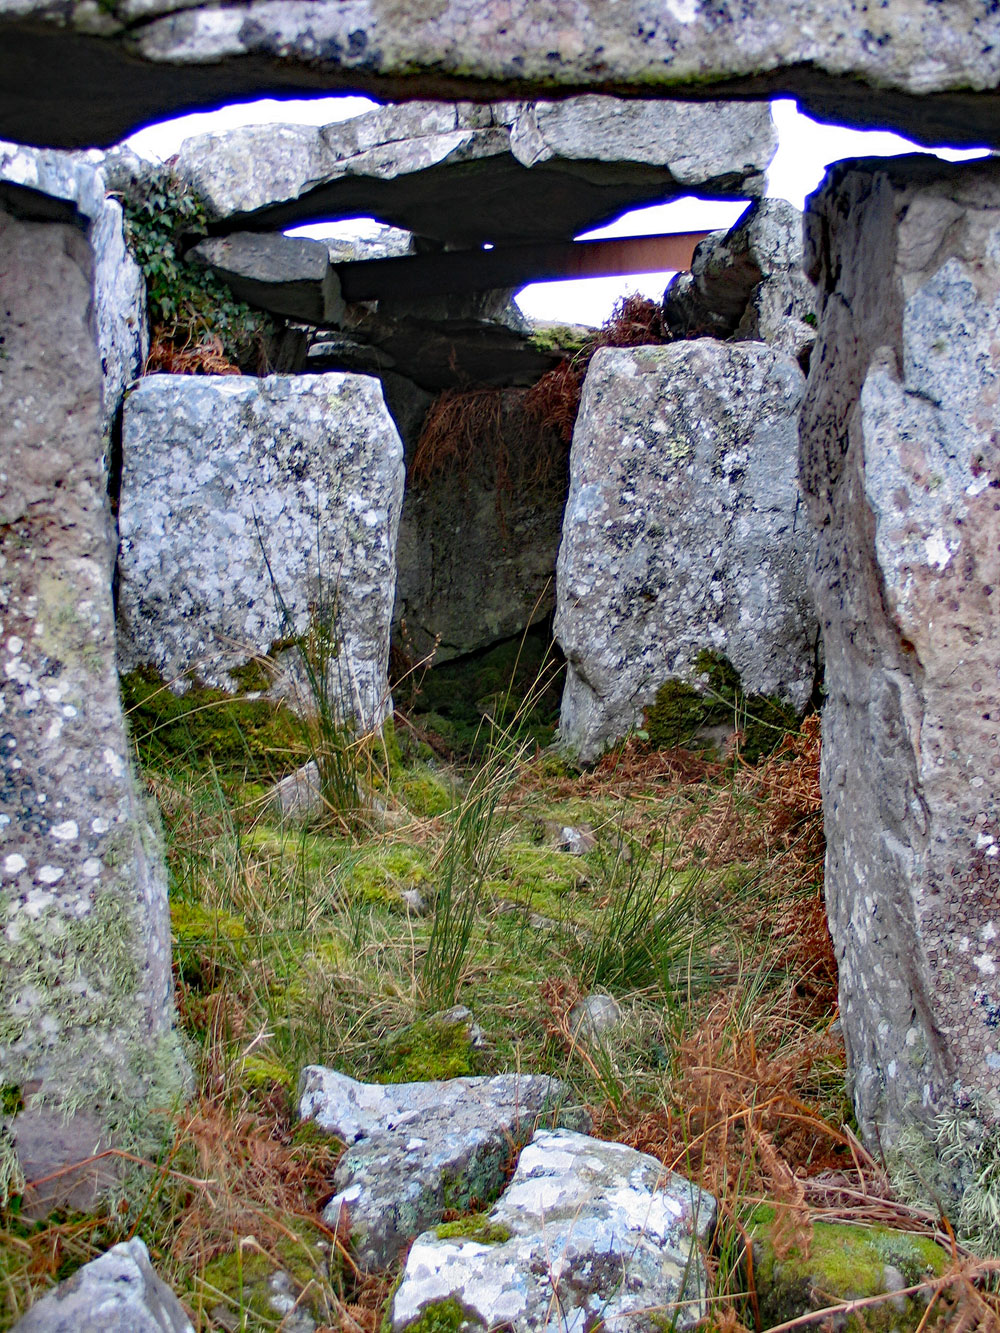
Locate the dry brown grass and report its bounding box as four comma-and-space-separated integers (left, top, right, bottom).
145, 331, 243, 376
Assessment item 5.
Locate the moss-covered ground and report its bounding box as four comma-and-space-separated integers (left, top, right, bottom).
0, 670, 970, 1332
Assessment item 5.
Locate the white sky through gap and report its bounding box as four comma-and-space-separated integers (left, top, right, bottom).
128, 95, 991, 329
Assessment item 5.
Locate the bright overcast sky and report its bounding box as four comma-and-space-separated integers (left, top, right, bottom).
129, 95, 990, 328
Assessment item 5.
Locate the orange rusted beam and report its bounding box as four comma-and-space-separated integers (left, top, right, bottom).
334, 231, 711, 303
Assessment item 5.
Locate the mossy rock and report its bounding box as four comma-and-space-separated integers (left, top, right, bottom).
372, 1009, 480, 1083
121, 666, 302, 780
394, 1296, 484, 1333
400, 764, 455, 818
644, 651, 799, 763
347, 843, 432, 906
751, 1212, 947, 1332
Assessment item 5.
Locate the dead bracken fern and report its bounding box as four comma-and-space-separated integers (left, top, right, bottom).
524, 294, 669, 442
145, 331, 242, 376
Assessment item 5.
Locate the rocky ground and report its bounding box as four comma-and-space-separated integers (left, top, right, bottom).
1, 646, 978, 1331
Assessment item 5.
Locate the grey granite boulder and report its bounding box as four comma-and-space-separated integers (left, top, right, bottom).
802, 155, 1000, 1147
556, 341, 817, 763
3, 3, 1000, 151
116, 373, 403, 730
663, 198, 816, 364
390, 1128, 717, 1333
10, 1239, 192, 1333
298, 1066, 585, 1269
173, 98, 775, 243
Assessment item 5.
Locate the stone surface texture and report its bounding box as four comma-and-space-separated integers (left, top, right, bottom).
189, 231, 346, 326
298, 1066, 583, 1269
663, 198, 816, 364
0, 139, 148, 436
556, 341, 816, 763
3, 3, 1000, 150
10, 1239, 194, 1333
0, 176, 182, 1211
116, 374, 404, 730
173, 98, 775, 242
394, 388, 568, 661
801, 155, 1000, 1144
391, 1128, 717, 1333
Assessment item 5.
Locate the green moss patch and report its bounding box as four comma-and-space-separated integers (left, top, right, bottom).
372, 1013, 479, 1083
169, 901, 246, 988
347, 843, 432, 906
397, 1296, 484, 1333
752, 1216, 947, 1332
645, 651, 799, 763
435, 1212, 511, 1244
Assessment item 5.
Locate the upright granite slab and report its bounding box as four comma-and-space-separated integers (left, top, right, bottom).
0, 158, 182, 1210
802, 155, 1000, 1145
556, 341, 816, 764
174, 98, 775, 243
117, 374, 404, 730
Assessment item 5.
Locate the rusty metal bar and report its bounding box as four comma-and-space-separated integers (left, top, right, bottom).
334, 231, 711, 303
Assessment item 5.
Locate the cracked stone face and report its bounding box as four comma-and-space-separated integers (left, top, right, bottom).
801, 154, 1000, 1146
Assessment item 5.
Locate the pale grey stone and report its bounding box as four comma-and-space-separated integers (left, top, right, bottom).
555, 824, 596, 856
189, 231, 345, 326
556, 341, 817, 763
4, 3, 1000, 150
298, 1066, 585, 1269
267, 762, 323, 822
172, 98, 774, 243
568, 993, 622, 1042
391, 1128, 717, 1333
116, 373, 404, 731
9, 1239, 192, 1333
801, 154, 1000, 1146
0, 189, 183, 1210
663, 198, 816, 363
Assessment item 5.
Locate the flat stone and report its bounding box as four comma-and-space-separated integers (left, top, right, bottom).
801, 154, 1000, 1145
3, 6, 1000, 151
9, 1238, 193, 1333
189, 231, 345, 326
390, 1128, 717, 1333
555, 341, 817, 763
116, 373, 403, 730
298, 1066, 586, 1269
568, 993, 622, 1043
173, 98, 774, 244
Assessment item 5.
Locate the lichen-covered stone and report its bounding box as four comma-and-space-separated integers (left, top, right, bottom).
9, 1238, 193, 1333
0, 180, 182, 1211
297, 1066, 586, 1269
555, 341, 817, 763
801, 154, 1000, 1146
663, 198, 816, 364
173, 98, 774, 242
3, 4, 1000, 151
391, 1128, 717, 1333
116, 373, 404, 731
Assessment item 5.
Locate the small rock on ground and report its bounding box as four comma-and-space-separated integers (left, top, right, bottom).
390, 1127, 717, 1333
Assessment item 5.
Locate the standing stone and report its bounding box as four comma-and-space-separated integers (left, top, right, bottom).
116, 374, 404, 730
801, 155, 1000, 1145
556, 341, 816, 764
0, 161, 182, 1212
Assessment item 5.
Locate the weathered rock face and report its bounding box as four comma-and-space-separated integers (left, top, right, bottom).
189, 232, 346, 326
394, 388, 568, 662
116, 374, 404, 730
298, 1066, 583, 1269
556, 341, 816, 763
801, 154, 1000, 1145
10, 1238, 194, 1333
174, 98, 774, 242
663, 198, 816, 365
390, 1128, 717, 1333
0, 171, 182, 1211
2, 3, 1000, 150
